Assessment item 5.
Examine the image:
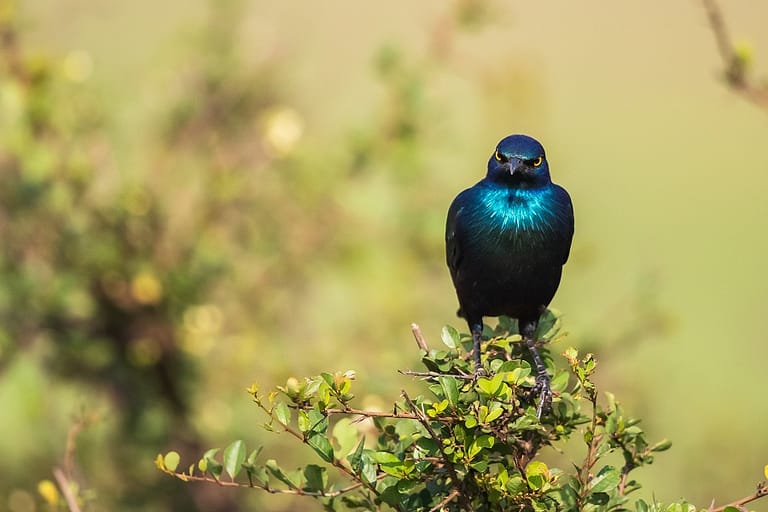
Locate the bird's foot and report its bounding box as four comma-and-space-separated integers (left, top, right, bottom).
533, 372, 552, 419
472, 365, 488, 379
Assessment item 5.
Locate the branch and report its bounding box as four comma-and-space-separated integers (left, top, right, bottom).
401, 390, 472, 511
700, 0, 768, 111
709, 481, 768, 512
253, 399, 381, 497
399, 369, 474, 380
163, 470, 378, 497
411, 323, 430, 351
53, 467, 82, 512
291, 403, 458, 423
429, 488, 460, 512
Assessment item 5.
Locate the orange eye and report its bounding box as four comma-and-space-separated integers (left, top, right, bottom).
532, 156, 543, 167
494, 150, 502, 161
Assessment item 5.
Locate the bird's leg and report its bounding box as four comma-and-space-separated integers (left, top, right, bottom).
521, 320, 551, 419
470, 322, 486, 377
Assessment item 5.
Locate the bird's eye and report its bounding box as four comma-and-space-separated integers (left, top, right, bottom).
494, 150, 503, 162
532, 156, 543, 167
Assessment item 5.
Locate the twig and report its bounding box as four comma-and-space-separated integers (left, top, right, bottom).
617, 462, 634, 496
164, 470, 377, 496
401, 390, 472, 511
700, 0, 768, 111
411, 323, 430, 351
575, 394, 602, 509
399, 369, 474, 380
292, 404, 457, 423
429, 488, 460, 512
709, 481, 768, 512
53, 467, 82, 512
254, 399, 381, 497
64, 411, 100, 476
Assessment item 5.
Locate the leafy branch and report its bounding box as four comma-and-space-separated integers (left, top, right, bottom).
159, 311, 759, 511
700, 0, 768, 111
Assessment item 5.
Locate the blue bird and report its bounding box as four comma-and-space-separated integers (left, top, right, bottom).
445, 134, 574, 416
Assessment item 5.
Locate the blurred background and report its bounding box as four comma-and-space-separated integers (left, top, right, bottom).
1, 0, 767, 510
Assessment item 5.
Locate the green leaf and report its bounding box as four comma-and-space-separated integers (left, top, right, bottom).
587, 492, 610, 505
535, 309, 560, 339
361, 455, 378, 484
506, 473, 526, 494
223, 440, 246, 480
274, 402, 291, 425
332, 417, 359, 458
303, 464, 327, 492
439, 376, 459, 407
348, 437, 365, 467
635, 499, 649, 512
246, 447, 263, 465
265, 459, 296, 488
476, 374, 503, 396
484, 405, 503, 424
163, 451, 180, 472
307, 433, 334, 462
370, 451, 401, 464
525, 461, 549, 490
306, 409, 329, 434
468, 434, 494, 459
650, 438, 672, 452
249, 465, 269, 487
550, 370, 570, 393
297, 410, 309, 432
320, 372, 335, 388
198, 448, 222, 478
441, 325, 459, 349
589, 465, 620, 493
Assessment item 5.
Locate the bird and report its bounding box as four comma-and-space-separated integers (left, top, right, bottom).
445, 134, 574, 417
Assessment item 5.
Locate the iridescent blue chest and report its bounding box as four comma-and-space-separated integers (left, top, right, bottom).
466, 183, 571, 244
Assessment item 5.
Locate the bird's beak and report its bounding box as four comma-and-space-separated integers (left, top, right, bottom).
507, 157, 525, 176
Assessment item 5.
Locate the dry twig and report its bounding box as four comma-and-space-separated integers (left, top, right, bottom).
700, 0, 768, 111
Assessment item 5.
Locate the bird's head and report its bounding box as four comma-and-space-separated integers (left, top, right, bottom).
486, 134, 551, 187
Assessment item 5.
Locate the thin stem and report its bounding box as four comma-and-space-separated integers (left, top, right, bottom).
164, 470, 384, 496
254, 400, 380, 497
700, 0, 768, 111
710, 481, 768, 512
411, 323, 430, 351
399, 370, 474, 380
292, 404, 458, 423
53, 467, 82, 512
429, 489, 460, 512
401, 390, 472, 511
575, 395, 601, 511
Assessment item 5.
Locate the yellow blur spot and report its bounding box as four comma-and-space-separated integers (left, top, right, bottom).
62, 51, 93, 82
261, 106, 304, 156
181, 304, 223, 356
131, 271, 163, 305
183, 304, 223, 334
37, 480, 60, 506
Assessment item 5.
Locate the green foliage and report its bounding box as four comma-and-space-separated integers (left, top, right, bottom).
159, 312, 763, 512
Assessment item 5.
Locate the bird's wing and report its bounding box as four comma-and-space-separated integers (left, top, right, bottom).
554, 184, 575, 265
445, 195, 466, 283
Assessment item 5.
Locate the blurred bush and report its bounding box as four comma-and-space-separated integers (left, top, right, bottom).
0, 0, 506, 510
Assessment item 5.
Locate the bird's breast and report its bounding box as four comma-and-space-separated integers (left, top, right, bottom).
475, 186, 567, 237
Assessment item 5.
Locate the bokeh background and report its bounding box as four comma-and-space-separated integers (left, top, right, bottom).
1, 0, 767, 510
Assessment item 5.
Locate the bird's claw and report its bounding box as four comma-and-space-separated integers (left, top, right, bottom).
533, 373, 552, 419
